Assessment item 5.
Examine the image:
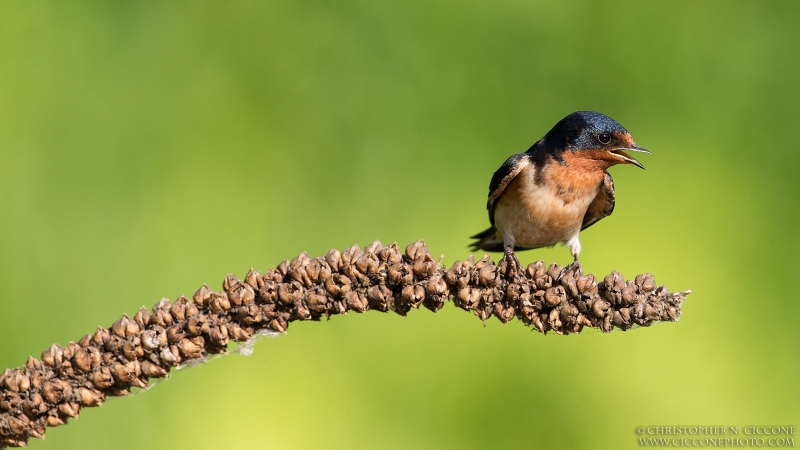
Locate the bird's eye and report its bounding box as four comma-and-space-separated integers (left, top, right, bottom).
597, 133, 611, 145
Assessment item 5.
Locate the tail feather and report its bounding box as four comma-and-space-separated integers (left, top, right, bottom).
468, 227, 504, 252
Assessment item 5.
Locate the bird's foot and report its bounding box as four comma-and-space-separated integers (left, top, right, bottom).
556, 260, 582, 283
499, 248, 523, 281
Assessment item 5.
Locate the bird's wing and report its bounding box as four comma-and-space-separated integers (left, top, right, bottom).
581, 172, 616, 231
487, 153, 530, 226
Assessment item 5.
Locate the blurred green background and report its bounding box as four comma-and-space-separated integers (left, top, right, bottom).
1, 1, 798, 449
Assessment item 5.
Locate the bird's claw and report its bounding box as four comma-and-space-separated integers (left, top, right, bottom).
556, 260, 582, 283
500, 248, 523, 281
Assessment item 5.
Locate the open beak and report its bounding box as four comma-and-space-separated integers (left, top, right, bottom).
610, 145, 650, 170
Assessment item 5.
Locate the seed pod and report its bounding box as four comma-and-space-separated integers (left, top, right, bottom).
405, 285, 426, 307
494, 302, 516, 324
170, 296, 190, 321
544, 286, 566, 307
223, 273, 240, 292
111, 362, 136, 385
517, 301, 536, 325
6, 415, 31, 436
160, 346, 180, 366
304, 259, 322, 283
338, 245, 360, 266
3, 370, 30, 393
546, 264, 563, 283
142, 328, 166, 351
46, 414, 65, 427
405, 240, 428, 260
78, 387, 104, 407
366, 285, 391, 311
166, 325, 185, 344
617, 307, 631, 328
154, 298, 172, 311
288, 265, 312, 288
110, 316, 127, 338
21, 392, 47, 418
423, 293, 445, 313
208, 292, 232, 313
475, 306, 490, 323
635, 273, 657, 293
125, 315, 140, 336
208, 328, 228, 348
62, 342, 79, 361
345, 291, 369, 313
186, 315, 209, 336
478, 264, 497, 287
177, 338, 202, 359
238, 303, 263, 325
41, 343, 64, 368
294, 299, 312, 321
58, 402, 80, 419
40, 381, 64, 403
576, 275, 597, 296
103, 335, 124, 354
133, 306, 151, 328
140, 360, 168, 379
444, 263, 462, 287
230, 284, 255, 306
227, 323, 252, 341
72, 348, 92, 372
277, 281, 304, 305
644, 304, 660, 321
193, 284, 212, 307
106, 386, 131, 397
0, 390, 22, 411
548, 308, 562, 332
92, 326, 110, 347
364, 239, 383, 254
244, 268, 263, 290
426, 276, 448, 296
324, 274, 351, 297
325, 248, 342, 272
527, 260, 546, 279
412, 255, 437, 278
380, 243, 403, 265
455, 287, 480, 309
151, 309, 174, 327
532, 314, 546, 333
258, 282, 279, 304
77, 333, 93, 348
262, 267, 283, 283
355, 253, 380, 276
604, 271, 625, 290
269, 316, 288, 333
562, 274, 580, 298
306, 290, 329, 313
387, 264, 413, 286
184, 300, 200, 317
504, 283, 520, 302
28, 420, 46, 440
591, 299, 610, 318
621, 282, 637, 307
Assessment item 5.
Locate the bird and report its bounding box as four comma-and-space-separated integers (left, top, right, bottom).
469, 111, 650, 279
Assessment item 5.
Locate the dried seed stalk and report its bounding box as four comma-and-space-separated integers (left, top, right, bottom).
0, 240, 690, 448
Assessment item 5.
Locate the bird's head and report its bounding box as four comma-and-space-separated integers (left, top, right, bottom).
540, 111, 650, 169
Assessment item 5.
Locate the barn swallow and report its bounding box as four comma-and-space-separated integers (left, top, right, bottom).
469, 111, 650, 279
